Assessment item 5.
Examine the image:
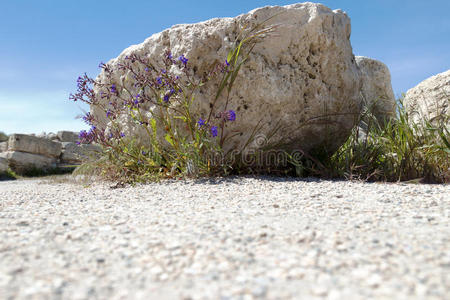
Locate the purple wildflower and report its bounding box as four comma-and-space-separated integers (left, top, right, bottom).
179, 55, 188, 65
211, 126, 218, 137
82, 112, 94, 124
197, 118, 206, 128
227, 110, 236, 121
134, 94, 140, 106
120, 132, 125, 138
79, 130, 88, 139
110, 84, 117, 93
106, 109, 112, 117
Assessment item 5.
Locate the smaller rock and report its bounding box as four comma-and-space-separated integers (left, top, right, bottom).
366, 273, 383, 287
37, 132, 47, 138
60, 143, 102, 164
0, 141, 7, 152
8, 134, 62, 158
404, 69, 450, 125
57, 131, 80, 143
0, 157, 8, 172
47, 132, 57, 140
356, 56, 396, 123
0, 151, 57, 174
16, 220, 30, 226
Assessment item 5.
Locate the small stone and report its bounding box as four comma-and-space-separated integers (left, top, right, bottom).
150, 265, 164, 275
366, 274, 382, 287
311, 285, 328, 296
16, 221, 29, 226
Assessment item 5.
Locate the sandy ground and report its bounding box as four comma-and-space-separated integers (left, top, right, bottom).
0, 176, 449, 299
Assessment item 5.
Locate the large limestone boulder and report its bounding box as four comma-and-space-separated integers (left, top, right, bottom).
8, 134, 62, 158
0, 151, 57, 174
93, 3, 362, 155
60, 142, 102, 164
404, 70, 450, 124
356, 56, 396, 122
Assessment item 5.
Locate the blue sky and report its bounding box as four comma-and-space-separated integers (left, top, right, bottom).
0, 0, 449, 134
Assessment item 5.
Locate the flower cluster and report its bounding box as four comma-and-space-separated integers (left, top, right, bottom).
70, 40, 251, 181
197, 110, 236, 137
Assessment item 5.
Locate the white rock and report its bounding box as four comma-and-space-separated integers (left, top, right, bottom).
356, 56, 396, 122
0, 157, 8, 172
92, 3, 363, 156
57, 131, 80, 143
47, 132, 57, 140
404, 69, 450, 124
7, 134, 62, 158
0, 141, 7, 152
0, 151, 57, 173
36, 131, 47, 138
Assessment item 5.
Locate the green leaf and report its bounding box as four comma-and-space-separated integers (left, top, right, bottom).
227, 50, 234, 65
174, 116, 187, 122
234, 42, 243, 65
150, 118, 157, 136
439, 131, 450, 149
214, 71, 233, 101
227, 62, 243, 93
165, 134, 174, 147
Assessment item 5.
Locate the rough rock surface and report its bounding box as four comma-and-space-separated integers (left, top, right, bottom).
404, 70, 450, 124
93, 3, 362, 154
47, 132, 58, 141
8, 134, 62, 158
61, 142, 102, 164
0, 151, 57, 173
0, 177, 448, 299
57, 131, 80, 143
0, 157, 7, 172
356, 56, 396, 122
0, 141, 7, 152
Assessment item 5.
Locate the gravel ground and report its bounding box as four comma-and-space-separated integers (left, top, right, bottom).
0, 176, 449, 299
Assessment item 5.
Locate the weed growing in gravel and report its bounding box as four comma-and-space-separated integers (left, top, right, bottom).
71, 21, 278, 182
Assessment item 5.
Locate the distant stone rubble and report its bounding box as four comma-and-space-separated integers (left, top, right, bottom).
0, 131, 102, 174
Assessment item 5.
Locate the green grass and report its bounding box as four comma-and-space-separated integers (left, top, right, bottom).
0, 168, 17, 181
324, 97, 449, 183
